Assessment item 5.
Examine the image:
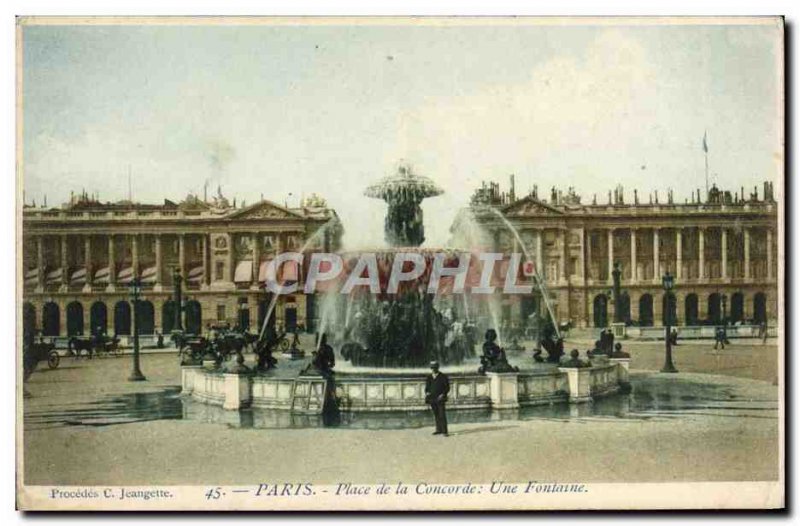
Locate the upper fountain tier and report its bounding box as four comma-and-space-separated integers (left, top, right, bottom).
364, 163, 444, 247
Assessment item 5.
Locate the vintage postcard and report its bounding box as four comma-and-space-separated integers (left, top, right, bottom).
16, 16, 784, 511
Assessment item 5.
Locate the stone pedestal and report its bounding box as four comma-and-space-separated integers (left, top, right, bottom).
558, 367, 592, 403
486, 372, 520, 410
609, 357, 632, 393
180, 365, 203, 396
223, 372, 252, 410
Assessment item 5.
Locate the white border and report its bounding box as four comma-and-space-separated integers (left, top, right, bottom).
3, 2, 795, 523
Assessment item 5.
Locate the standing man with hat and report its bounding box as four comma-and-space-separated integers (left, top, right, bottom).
425, 361, 450, 436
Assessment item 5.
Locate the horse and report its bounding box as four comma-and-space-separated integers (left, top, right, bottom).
68, 336, 96, 359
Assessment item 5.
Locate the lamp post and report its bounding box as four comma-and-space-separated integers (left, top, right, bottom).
660, 271, 678, 373
172, 267, 184, 333
128, 276, 147, 381
720, 293, 728, 342
721, 294, 728, 326
611, 262, 622, 323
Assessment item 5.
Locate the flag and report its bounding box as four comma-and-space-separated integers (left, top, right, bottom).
702, 131, 708, 153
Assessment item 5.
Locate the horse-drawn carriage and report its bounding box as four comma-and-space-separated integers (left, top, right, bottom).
23, 339, 60, 380
67, 334, 121, 359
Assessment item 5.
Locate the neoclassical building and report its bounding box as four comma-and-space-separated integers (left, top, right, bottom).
457, 179, 779, 329
21, 191, 342, 339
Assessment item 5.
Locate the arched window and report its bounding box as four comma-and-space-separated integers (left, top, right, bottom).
137, 300, 155, 335
22, 302, 36, 345
42, 302, 60, 336
162, 300, 176, 334
114, 301, 131, 336
66, 301, 84, 336
708, 293, 722, 325
593, 294, 608, 328
731, 292, 744, 324
754, 292, 768, 324
662, 293, 677, 326
639, 294, 654, 327
684, 294, 699, 326
185, 300, 202, 335
90, 302, 107, 336
616, 292, 631, 324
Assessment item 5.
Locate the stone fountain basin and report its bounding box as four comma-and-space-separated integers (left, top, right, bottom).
181, 359, 629, 414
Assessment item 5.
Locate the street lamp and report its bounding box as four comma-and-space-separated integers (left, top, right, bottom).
660, 271, 678, 373
721, 294, 728, 326
611, 262, 622, 323
172, 267, 184, 333
128, 276, 147, 381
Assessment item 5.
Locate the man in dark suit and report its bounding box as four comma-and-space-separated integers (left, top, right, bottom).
425, 361, 450, 436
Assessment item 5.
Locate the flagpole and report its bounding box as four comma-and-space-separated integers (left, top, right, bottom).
704, 147, 709, 200
703, 130, 709, 201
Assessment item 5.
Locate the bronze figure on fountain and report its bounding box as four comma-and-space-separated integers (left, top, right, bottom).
364, 163, 443, 247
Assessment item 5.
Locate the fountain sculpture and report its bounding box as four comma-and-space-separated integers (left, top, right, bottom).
325, 164, 475, 368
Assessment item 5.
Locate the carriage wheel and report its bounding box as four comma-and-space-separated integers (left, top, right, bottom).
279, 339, 290, 351
47, 352, 60, 369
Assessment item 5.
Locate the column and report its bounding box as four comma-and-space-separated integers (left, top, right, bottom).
251, 232, 261, 289
744, 228, 751, 280
60, 234, 68, 291
107, 235, 116, 291
83, 236, 92, 292
675, 229, 682, 281
580, 228, 586, 283
178, 234, 186, 278
698, 228, 705, 281
227, 233, 235, 282
36, 235, 44, 292
277, 233, 285, 256
154, 234, 163, 291
766, 228, 773, 280
652, 228, 660, 283
558, 229, 566, 283
201, 234, 210, 289
585, 230, 592, 281
131, 234, 139, 278
607, 228, 614, 284
535, 230, 544, 279
721, 228, 728, 280
630, 229, 637, 283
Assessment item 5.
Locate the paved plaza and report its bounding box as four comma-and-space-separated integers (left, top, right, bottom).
22, 336, 780, 486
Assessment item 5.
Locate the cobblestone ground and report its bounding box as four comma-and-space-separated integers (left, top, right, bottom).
22, 336, 780, 485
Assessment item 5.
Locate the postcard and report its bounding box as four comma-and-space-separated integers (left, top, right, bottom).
16, 16, 784, 511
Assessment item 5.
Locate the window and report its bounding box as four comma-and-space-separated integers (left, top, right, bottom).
215, 261, 225, 281
217, 304, 226, 321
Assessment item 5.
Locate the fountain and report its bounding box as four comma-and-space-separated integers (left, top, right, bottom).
321, 164, 476, 368
181, 162, 632, 416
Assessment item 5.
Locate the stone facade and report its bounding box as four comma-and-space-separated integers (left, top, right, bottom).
21, 192, 342, 337
456, 180, 779, 328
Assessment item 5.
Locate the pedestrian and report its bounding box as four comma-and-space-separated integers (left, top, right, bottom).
761, 321, 768, 345
670, 328, 679, 346
714, 326, 726, 350
425, 361, 450, 436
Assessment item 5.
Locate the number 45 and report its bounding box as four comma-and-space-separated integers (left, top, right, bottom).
205, 487, 222, 500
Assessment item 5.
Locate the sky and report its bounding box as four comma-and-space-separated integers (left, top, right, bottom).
21, 19, 783, 249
